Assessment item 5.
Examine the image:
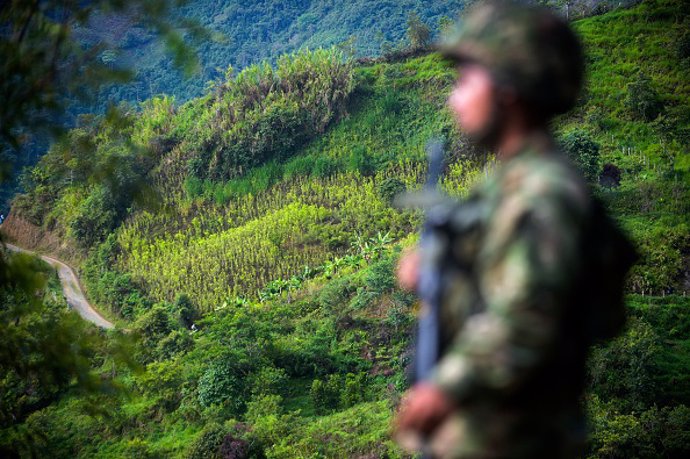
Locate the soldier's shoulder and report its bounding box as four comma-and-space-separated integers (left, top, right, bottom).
497, 149, 590, 212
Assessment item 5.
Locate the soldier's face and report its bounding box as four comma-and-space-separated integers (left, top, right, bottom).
447, 64, 500, 146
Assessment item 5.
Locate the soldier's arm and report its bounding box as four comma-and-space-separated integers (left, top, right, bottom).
430, 174, 587, 403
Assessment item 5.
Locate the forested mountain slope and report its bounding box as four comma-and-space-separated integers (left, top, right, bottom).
83, 0, 467, 105
83, 0, 643, 106
1, 0, 689, 457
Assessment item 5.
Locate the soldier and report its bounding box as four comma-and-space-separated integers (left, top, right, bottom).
394, 1, 635, 458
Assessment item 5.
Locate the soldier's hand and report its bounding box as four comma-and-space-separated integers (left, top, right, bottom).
395, 382, 454, 437
397, 247, 420, 291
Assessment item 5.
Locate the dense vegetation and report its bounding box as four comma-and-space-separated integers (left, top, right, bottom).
1, 0, 689, 457
85, 0, 466, 105
0, 0, 209, 217
0, 0, 637, 214
84, 0, 643, 106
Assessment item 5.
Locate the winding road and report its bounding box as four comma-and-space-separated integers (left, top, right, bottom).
5, 243, 115, 329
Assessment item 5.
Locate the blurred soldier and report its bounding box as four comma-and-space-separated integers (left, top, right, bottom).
394, 1, 635, 458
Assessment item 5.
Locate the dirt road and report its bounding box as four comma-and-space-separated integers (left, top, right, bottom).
5, 243, 115, 329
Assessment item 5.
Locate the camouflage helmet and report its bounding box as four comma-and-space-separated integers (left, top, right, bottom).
439, 0, 584, 118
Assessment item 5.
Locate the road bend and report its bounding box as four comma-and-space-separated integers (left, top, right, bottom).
5, 243, 115, 329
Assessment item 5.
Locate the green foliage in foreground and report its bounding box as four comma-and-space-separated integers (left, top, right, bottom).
0, 252, 136, 457
2, 0, 689, 457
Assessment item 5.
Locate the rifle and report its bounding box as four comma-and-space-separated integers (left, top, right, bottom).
397, 138, 486, 382
415, 138, 445, 382
395, 139, 486, 457
393, 139, 446, 458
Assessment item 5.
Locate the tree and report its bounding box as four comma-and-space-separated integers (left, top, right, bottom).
69, 185, 118, 248
588, 318, 662, 412
406, 12, 431, 51
197, 351, 252, 415
677, 29, 690, 61
186, 422, 227, 459
438, 15, 455, 38
174, 293, 199, 328
310, 374, 342, 414
100, 49, 118, 69
0, 251, 137, 456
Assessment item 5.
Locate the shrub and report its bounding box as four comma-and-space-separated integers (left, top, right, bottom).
155, 329, 194, 360
365, 255, 396, 294
340, 372, 368, 408
587, 395, 653, 459
218, 435, 249, 459
352, 253, 397, 309
248, 366, 288, 397
625, 73, 664, 121
310, 374, 342, 414
347, 146, 378, 176
135, 304, 176, 344
134, 304, 178, 362
186, 423, 226, 459
376, 177, 406, 204
676, 29, 690, 60
309, 319, 345, 375
197, 351, 252, 415
599, 163, 622, 188
588, 318, 662, 411
559, 129, 600, 182
628, 223, 689, 295
69, 186, 118, 248
92, 270, 149, 319
245, 394, 299, 453
123, 438, 157, 459
174, 294, 199, 328
385, 300, 415, 338
661, 405, 690, 457
587, 398, 690, 459
317, 276, 355, 310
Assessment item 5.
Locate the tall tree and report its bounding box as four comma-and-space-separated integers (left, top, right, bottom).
406, 11, 431, 50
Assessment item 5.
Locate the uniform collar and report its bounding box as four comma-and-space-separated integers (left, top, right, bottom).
497, 130, 556, 163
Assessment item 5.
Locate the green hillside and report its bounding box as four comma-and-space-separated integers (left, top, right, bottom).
2, 0, 689, 457
0, 0, 467, 217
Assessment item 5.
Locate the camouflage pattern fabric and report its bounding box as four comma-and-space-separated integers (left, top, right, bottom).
428, 134, 595, 459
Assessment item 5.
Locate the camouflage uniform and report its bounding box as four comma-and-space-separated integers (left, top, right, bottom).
406, 2, 634, 457
428, 135, 593, 459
